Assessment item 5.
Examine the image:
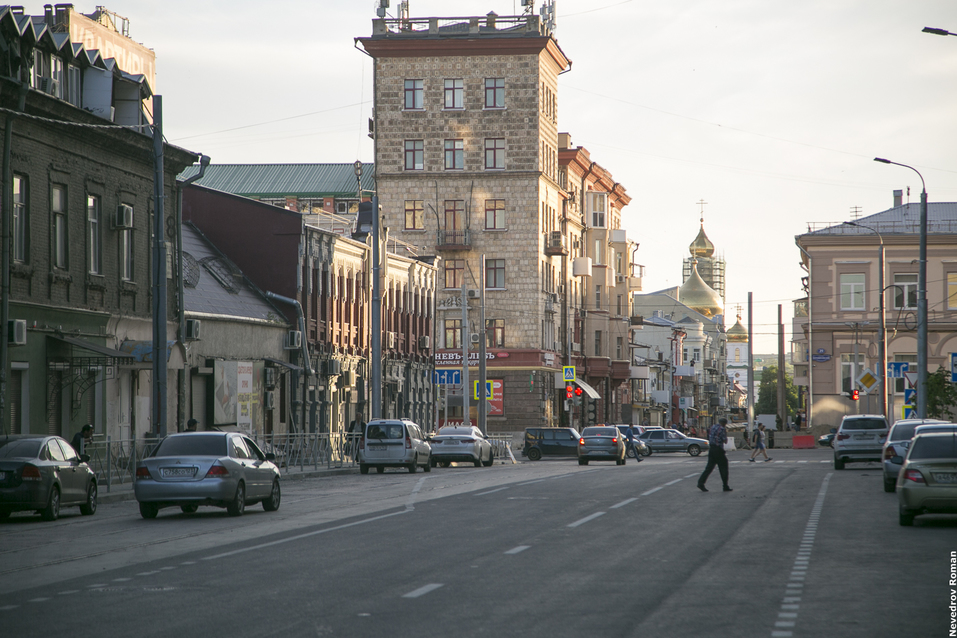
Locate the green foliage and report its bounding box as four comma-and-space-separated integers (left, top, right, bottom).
926, 367, 957, 421
756, 365, 800, 416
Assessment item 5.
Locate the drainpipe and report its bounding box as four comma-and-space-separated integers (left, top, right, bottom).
175, 155, 209, 431
265, 291, 312, 435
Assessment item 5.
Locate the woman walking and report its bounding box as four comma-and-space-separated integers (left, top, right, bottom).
749, 423, 772, 462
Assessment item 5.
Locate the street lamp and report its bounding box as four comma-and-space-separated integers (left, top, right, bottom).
844, 221, 885, 419
922, 27, 957, 37
873, 157, 928, 418
353, 159, 363, 200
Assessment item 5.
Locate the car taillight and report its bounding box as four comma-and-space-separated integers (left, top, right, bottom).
579, 438, 585, 446
21, 464, 41, 481
406, 435, 412, 450
611, 438, 618, 445
135, 466, 151, 480
837, 433, 850, 440
205, 464, 229, 478
903, 469, 925, 484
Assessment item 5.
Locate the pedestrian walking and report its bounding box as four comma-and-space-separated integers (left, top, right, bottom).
697, 417, 732, 492
749, 423, 772, 462
625, 425, 643, 463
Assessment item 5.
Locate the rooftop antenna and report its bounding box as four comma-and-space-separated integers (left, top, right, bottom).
376, 0, 389, 18
850, 206, 862, 220
522, 0, 534, 15
541, 0, 557, 32
399, 0, 409, 20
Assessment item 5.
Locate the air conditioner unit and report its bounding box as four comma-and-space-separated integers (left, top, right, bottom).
385, 332, 396, 349
114, 204, 133, 229
7, 319, 26, 346
184, 318, 201, 341
264, 391, 276, 410
418, 335, 430, 349
39, 77, 59, 96
323, 359, 342, 376
571, 342, 581, 353
286, 330, 302, 349
616, 274, 626, 284
470, 333, 480, 345
264, 367, 276, 388
342, 370, 356, 386
467, 289, 481, 299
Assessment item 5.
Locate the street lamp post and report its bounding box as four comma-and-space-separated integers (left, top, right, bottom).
844, 221, 886, 419
873, 158, 927, 418
922, 27, 957, 37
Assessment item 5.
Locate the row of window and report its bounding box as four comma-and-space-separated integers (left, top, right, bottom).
404, 77, 506, 111
12, 174, 134, 281
404, 138, 506, 171
444, 319, 505, 350
404, 199, 507, 231
443, 259, 506, 290
839, 272, 957, 311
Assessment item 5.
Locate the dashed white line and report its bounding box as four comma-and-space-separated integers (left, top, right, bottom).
504, 545, 530, 555
664, 479, 683, 486
475, 487, 509, 496
641, 487, 663, 496
610, 498, 638, 509
567, 512, 606, 528
402, 583, 443, 598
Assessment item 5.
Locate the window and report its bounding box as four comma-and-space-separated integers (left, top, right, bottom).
485, 77, 505, 108
950, 273, 957, 310
595, 285, 602, 310
840, 273, 865, 310
444, 139, 464, 170
13, 175, 26, 262
485, 199, 505, 230
616, 295, 623, 316
593, 238, 603, 265
444, 259, 464, 289
67, 64, 81, 107
594, 330, 602, 357
841, 352, 865, 394
404, 140, 424, 171
893, 273, 917, 309
486, 259, 505, 289
588, 192, 607, 228
443, 200, 465, 245
87, 195, 101, 275
404, 79, 423, 110
52, 184, 67, 269
119, 205, 133, 281
486, 319, 505, 348
404, 200, 424, 230
444, 78, 464, 109
51, 56, 63, 99
445, 319, 462, 349
484, 138, 505, 169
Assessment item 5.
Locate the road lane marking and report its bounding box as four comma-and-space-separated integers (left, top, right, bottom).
406, 477, 427, 511
504, 546, 530, 555
475, 487, 509, 496
403, 584, 443, 598
641, 487, 662, 496
684, 473, 698, 478
518, 479, 546, 486
610, 498, 637, 509
28, 598, 50, 603
664, 479, 683, 486
567, 512, 605, 528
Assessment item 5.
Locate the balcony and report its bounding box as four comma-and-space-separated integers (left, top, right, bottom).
545, 231, 566, 256
437, 229, 472, 251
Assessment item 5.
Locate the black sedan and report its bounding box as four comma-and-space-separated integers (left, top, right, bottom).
818, 433, 835, 448
0, 434, 98, 521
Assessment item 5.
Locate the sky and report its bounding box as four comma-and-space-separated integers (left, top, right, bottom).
47, 0, 957, 353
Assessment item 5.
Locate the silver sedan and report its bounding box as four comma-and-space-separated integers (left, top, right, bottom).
134, 432, 281, 518
429, 426, 494, 467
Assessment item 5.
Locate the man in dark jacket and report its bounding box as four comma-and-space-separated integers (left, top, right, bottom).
697, 418, 732, 492
71, 424, 94, 454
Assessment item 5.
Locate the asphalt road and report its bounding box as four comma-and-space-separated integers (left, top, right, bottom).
0, 448, 951, 638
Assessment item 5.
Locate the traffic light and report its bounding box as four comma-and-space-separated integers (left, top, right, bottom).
566, 384, 574, 399
851, 389, 859, 401
585, 399, 597, 425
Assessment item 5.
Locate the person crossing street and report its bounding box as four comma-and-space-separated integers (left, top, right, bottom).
697, 417, 732, 492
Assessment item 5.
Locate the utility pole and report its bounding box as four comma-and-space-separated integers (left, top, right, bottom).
777, 304, 786, 428
461, 282, 470, 427
478, 255, 487, 436
151, 95, 168, 437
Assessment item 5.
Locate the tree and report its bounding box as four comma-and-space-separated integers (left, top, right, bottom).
926, 366, 957, 421
755, 366, 799, 416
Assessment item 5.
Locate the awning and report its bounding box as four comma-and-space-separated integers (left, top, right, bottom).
264, 357, 303, 372
571, 377, 600, 400
118, 340, 185, 367
49, 335, 135, 361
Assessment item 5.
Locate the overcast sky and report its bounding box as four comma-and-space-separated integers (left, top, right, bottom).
54, 1, 957, 353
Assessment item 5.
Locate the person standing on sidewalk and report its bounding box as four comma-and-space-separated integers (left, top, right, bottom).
749, 423, 772, 462
697, 417, 732, 492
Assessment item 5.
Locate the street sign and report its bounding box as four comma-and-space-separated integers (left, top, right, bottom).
903, 388, 916, 408
887, 361, 909, 379
473, 380, 493, 400
903, 406, 916, 419
857, 368, 879, 392
563, 366, 575, 382
903, 371, 918, 388
433, 369, 462, 385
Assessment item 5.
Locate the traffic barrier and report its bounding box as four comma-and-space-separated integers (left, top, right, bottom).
792, 435, 816, 449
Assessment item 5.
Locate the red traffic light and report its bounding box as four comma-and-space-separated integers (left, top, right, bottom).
566, 385, 574, 399
574, 386, 582, 396
851, 389, 859, 401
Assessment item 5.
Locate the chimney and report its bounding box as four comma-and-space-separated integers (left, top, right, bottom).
893, 189, 903, 207
44, 4, 53, 24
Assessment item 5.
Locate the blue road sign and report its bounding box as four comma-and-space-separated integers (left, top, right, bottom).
903, 388, 916, 408
951, 353, 957, 383
887, 361, 909, 379
433, 369, 462, 385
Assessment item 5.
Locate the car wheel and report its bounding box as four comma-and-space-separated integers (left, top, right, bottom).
898, 505, 915, 526
834, 457, 845, 470
430, 457, 437, 468
40, 486, 60, 521
226, 482, 245, 517
377, 466, 385, 474
263, 479, 281, 512
360, 464, 369, 475
626, 448, 636, 458
883, 478, 896, 493
80, 481, 97, 516
687, 445, 701, 457
139, 502, 159, 519
640, 447, 651, 457
423, 456, 432, 472
408, 456, 418, 473
527, 448, 542, 461
483, 449, 494, 467
181, 504, 199, 514
473, 454, 482, 468
644, 447, 653, 456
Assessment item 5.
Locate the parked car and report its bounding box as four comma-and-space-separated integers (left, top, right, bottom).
134, 432, 281, 518
637, 428, 709, 456
578, 426, 627, 465
358, 419, 431, 474
833, 414, 889, 470
614, 425, 651, 457
0, 434, 98, 521
894, 431, 957, 526
818, 431, 836, 448
429, 426, 493, 468
522, 427, 580, 461
882, 419, 951, 492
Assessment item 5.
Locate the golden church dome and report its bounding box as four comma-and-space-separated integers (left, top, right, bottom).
679, 260, 724, 318
727, 315, 748, 342
689, 222, 715, 258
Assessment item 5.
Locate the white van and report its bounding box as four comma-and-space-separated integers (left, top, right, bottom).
358, 419, 432, 474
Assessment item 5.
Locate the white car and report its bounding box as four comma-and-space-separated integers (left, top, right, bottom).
429, 426, 494, 468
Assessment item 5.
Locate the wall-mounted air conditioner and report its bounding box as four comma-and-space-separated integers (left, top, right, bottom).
615, 274, 626, 284
264, 391, 276, 410
385, 332, 396, 349
467, 289, 481, 299
571, 342, 581, 353
185, 318, 201, 340
419, 335, 431, 349
470, 333, 480, 345
342, 370, 356, 387
264, 367, 276, 388
114, 204, 133, 229
7, 319, 26, 346
286, 330, 302, 349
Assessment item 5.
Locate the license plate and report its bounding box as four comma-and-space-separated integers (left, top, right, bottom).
369, 445, 386, 451
932, 472, 957, 484
444, 440, 459, 445
853, 434, 873, 440
161, 467, 196, 478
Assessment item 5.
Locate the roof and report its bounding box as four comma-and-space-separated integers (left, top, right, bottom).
178, 163, 376, 199
181, 223, 286, 323
801, 202, 957, 238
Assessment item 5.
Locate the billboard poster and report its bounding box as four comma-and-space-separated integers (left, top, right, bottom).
214, 360, 237, 426
488, 379, 504, 416
237, 362, 253, 431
